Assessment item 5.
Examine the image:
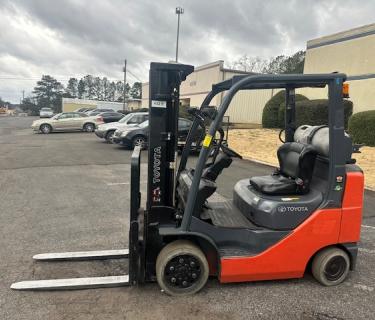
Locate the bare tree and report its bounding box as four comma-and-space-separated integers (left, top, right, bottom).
228, 51, 305, 74
229, 55, 269, 73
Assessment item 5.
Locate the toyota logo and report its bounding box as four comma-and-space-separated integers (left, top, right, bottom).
277, 206, 287, 213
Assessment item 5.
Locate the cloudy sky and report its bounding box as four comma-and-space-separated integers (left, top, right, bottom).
1, 0, 374, 103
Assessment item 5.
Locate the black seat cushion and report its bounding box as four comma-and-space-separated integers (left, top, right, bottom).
250, 142, 317, 196
250, 174, 297, 195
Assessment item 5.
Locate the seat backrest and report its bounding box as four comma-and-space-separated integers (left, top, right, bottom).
277, 142, 317, 185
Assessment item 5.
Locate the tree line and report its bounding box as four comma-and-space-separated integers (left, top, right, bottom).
18, 51, 304, 114
228, 50, 305, 74
21, 75, 142, 114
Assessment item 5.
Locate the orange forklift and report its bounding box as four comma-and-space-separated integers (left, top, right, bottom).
12, 63, 364, 295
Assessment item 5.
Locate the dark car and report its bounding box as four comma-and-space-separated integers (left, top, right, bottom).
98, 111, 125, 123
87, 108, 115, 116
112, 118, 203, 149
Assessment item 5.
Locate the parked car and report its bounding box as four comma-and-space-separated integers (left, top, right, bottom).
112, 118, 203, 149
31, 112, 103, 134
87, 108, 115, 116
39, 107, 54, 118
95, 112, 148, 142
74, 107, 95, 113
98, 111, 125, 123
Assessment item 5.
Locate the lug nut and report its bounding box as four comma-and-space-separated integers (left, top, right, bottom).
182, 280, 188, 286
192, 273, 197, 279
190, 261, 195, 267
179, 258, 184, 264
169, 266, 175, 271
171, 277, 176, 283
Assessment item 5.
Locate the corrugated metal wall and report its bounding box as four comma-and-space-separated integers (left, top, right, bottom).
224, 87, 275, 124
222, 71, 276, 123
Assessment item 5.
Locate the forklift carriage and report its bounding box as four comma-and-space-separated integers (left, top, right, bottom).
12, 63, 364, 296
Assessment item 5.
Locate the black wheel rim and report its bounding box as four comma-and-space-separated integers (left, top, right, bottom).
86, 125, 93, 132
324, 256, 347, 281
134, 138, 145, 147
164, 255, 202, 289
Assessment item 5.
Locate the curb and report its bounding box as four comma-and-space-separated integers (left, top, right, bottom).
245, 157, 375, 192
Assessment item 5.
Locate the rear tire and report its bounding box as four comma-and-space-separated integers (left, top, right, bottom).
84, 123, 95, 132
312, 247, 350, 286
105, 130, 115, 143
156, 240, 209, 296
132, 136, 146, 149
40, 124, 52, 134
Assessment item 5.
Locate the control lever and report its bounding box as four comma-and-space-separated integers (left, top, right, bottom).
187, 108, 205, 122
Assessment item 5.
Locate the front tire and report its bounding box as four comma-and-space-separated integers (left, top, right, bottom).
40, 124, 52, 134
156, 240, 209, 296
84, 123, 95, 132
312, 247, 350, 286
105, 130, 115, 143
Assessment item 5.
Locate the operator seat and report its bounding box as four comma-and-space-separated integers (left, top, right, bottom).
250, 142, 317, 195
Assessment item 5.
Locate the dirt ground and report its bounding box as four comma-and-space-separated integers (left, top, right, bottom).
229, 129, 375, 189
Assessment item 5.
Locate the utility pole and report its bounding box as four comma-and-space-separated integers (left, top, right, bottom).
175, 7, 184, 62
123, 59, 127, 111
22, 90, 24, 103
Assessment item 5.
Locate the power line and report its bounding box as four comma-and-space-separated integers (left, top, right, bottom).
127, 69, 142, 82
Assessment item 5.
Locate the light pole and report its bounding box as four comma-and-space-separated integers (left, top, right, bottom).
175, 7, 184, 62
123, 59, 127, 111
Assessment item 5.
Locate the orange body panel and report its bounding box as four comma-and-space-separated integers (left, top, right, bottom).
219, 170, 364, 283
339, 171, 364, 243
220, 208, 341, 283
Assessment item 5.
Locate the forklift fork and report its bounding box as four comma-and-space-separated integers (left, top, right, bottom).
11, 147, 143, 291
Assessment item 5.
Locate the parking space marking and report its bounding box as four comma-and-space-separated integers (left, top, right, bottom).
362, 225, 375, 230
107, 181, 147, 186
359, 248, 375, 255
353, 284, 374, 292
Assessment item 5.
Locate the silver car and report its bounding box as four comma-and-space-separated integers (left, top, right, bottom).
31, 112, 103, 134
39, 107, 54, 118
95, 112, 148, 142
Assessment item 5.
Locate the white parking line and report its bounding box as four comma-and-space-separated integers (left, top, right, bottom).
353, 283, 374, 292
362, 225, 375, 230
359, 248, 375, 254
106, 182, 147, 186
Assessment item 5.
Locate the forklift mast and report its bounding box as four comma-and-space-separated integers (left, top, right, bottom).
147, 62, 194, 209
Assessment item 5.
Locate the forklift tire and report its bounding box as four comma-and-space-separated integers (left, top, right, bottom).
312, 247, 350, 286
156, 240, 209, 296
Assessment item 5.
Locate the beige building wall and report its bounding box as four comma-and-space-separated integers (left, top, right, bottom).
302, 23, 375, 112
222, 70, 275, 124
127, 100, 142, 110
141, 83, 149, 108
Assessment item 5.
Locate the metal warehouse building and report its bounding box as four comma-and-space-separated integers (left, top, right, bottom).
142, 61, 275, 124
302, 23, 375, 113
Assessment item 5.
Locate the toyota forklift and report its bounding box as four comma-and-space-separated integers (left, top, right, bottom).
12, 62, 364, 296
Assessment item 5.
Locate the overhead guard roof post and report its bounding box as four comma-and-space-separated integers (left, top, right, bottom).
180, 73, 347, 231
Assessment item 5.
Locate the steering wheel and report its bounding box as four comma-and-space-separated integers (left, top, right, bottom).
220, 144, 242, 159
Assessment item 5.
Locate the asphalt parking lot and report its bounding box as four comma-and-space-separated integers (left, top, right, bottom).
1, 116, 374, 320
